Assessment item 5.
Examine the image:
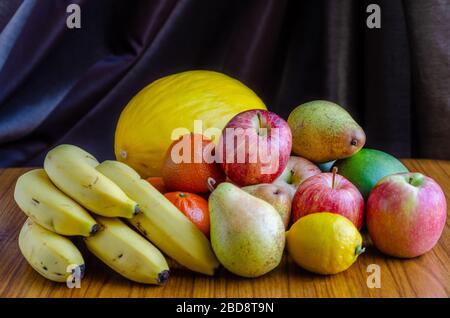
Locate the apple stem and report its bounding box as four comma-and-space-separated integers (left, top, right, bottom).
257, 111, 263, 127
256, 111, 270, 136
331, 166, 338, 189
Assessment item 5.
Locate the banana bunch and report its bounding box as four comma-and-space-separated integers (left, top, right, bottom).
14, 144, 219, 285
96, 160, 219, 275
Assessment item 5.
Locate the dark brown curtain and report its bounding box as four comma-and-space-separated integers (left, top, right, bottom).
0, 0, 448, 167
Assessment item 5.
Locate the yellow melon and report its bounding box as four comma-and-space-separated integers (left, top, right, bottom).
114, 70, 266, 177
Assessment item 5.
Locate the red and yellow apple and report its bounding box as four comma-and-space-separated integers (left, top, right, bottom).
367, 172, 446, 258
291, 168, 364, 229
219, 110, 292, 186
273, 156, 321, 198
242, 183, 292, 228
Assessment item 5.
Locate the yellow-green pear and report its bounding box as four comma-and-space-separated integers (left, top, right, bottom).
288, 100, 366, 163
209, 183, 285, 278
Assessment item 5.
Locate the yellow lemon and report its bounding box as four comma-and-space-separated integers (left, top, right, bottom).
114, 70, 266, 177
287, 212, 364, 275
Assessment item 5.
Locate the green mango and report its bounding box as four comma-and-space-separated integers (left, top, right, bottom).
334, 148, 409, 199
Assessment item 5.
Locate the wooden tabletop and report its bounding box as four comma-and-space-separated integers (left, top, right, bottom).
0, 159, 449, 298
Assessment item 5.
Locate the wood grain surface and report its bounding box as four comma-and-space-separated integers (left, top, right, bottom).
0, 159, 449, 298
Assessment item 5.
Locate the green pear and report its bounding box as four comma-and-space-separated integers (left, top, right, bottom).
242, 183, 292, 229
209, 183, 285, 278
288, 100, 366, 163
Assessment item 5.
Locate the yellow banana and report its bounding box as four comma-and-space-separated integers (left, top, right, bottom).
96, 160, 219, 276
44, 144, 139, 218
14, 169, 97, 237
19, 218, 85, 283
84, 216, 170, 284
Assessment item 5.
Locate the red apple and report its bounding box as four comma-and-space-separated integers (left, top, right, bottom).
291, 168, 364, 229
218, 109, 292, 186
273, 156, 321, 198
367, 172, 446, 258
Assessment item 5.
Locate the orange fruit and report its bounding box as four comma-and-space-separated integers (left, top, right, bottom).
146, 177, 168, 193
164, 192, 210, 237
161, 133, 225, 193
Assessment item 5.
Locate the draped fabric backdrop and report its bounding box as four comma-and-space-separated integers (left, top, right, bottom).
0, 0, 449, 167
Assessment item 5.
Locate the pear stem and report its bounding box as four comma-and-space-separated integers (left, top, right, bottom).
331, 166, 338, 189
